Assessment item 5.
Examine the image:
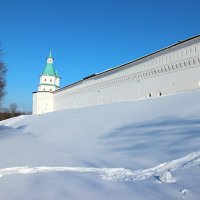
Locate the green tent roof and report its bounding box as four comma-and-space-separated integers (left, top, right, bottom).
42, 51, 59, 77
43, 63, 56, 76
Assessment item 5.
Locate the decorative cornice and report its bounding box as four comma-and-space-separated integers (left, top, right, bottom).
54, 56, 200, 96
39, 83, 59, 87
54, 40, 200, 94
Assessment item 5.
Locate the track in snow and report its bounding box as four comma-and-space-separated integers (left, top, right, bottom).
0, 151, 200, 183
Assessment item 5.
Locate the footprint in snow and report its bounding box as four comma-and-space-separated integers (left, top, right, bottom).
159, 171, 176, 183
180, 189, 188, 199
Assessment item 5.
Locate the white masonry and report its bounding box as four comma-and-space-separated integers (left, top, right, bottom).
33, 35, 200, 114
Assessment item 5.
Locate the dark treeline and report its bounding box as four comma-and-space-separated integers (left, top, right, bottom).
0, 104, 31, 121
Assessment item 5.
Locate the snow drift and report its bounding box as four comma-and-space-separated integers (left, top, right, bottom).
0, 90, 200, 200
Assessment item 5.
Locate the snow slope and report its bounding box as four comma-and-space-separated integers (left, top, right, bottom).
1, 90, 200, 200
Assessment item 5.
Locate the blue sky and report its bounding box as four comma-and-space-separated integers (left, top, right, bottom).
0, 0, 200, 111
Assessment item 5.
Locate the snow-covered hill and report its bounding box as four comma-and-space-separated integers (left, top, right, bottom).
0, 91, 200, 200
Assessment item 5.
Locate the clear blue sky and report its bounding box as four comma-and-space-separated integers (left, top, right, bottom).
0, 0, 200, 111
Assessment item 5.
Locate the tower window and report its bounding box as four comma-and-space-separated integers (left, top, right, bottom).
44, 79, 46, 82
50, 79, 52, 82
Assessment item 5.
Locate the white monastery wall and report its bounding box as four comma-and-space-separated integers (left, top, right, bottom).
53, 37, 200, 111
33, 92, 53, 114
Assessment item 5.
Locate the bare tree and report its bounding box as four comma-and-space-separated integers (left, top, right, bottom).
9, 103, 18, 116
0, 48, 7, 105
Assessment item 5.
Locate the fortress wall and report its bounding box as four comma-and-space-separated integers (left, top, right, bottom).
53, 37, 200, 111
33, 92, 54, 114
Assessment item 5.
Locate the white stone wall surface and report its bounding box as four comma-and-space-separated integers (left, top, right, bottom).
53, 36, 200, 111
32, 92, 54, 114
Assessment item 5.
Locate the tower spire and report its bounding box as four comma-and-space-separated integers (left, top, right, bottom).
43, 51, 56, 75
49, 50, 52, 58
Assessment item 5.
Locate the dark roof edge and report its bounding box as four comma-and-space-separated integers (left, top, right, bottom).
96, 34, 200, 76
53, 79, 84, 93
32, 91, 53, 94
54, 34, 200, 94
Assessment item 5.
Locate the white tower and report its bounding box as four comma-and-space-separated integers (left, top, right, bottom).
32, 51, 60, 114
38, 51, 60, 92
